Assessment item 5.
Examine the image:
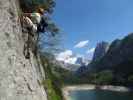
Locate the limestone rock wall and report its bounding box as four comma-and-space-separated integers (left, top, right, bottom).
92, 41, 109, 62
0, 0, 47, 100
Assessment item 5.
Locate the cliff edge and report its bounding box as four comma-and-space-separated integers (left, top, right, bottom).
0, 0, 47, 100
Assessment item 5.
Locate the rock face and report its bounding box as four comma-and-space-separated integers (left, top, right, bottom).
0, 0, 47, 100
92, 41, 109, 62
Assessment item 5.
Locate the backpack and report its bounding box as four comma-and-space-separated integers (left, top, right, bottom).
37, 16, 48, 33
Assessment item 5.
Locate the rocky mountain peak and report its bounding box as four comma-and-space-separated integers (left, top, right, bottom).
92, 41, 109, 62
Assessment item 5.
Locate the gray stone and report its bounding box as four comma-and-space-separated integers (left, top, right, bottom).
0, 0, 47, 100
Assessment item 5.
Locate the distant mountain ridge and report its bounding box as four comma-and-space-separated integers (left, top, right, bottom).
90, 33, 133, 74
73, 33, 133, 86
75, 57, 84, 65
76, 33, 133, 77
52, 60, 81, 71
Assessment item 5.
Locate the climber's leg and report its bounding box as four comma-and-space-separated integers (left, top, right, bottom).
23, 41, 30, 59
25, 49, 30, 59
24, 35, 31, 59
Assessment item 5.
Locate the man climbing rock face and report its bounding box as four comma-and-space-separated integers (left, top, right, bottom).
21, 7, 48, 59
22, 8, 47, 34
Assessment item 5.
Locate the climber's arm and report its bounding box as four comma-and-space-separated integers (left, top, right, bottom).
23, 13, 32, 18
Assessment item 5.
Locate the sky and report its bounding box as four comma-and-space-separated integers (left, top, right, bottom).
52, 0, 133, 63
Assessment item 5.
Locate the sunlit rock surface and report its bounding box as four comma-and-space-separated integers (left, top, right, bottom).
0, 0, 47, 100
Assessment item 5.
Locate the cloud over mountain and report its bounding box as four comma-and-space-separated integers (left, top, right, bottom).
56, 50, 77, 64
86, 47, 95, 60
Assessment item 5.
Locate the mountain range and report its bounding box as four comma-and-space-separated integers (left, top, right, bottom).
75, 33, 133, 85
90, 33, 133, 73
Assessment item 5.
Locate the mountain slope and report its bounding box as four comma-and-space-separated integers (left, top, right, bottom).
90, 33, 133, 75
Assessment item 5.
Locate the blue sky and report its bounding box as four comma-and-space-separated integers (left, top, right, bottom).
52, 0, 133, 61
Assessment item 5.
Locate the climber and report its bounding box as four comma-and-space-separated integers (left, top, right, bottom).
21, 8, 48, 59
22, 7, 48, 34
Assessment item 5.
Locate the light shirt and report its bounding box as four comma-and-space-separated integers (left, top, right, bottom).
31, 13, 41, 24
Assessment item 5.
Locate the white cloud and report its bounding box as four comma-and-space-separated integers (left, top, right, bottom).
86, 48, 95, 54
74, 40, 89, 48
56, 50, 72, 61
65, 57, 77, 64
56, 50, 77, 64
